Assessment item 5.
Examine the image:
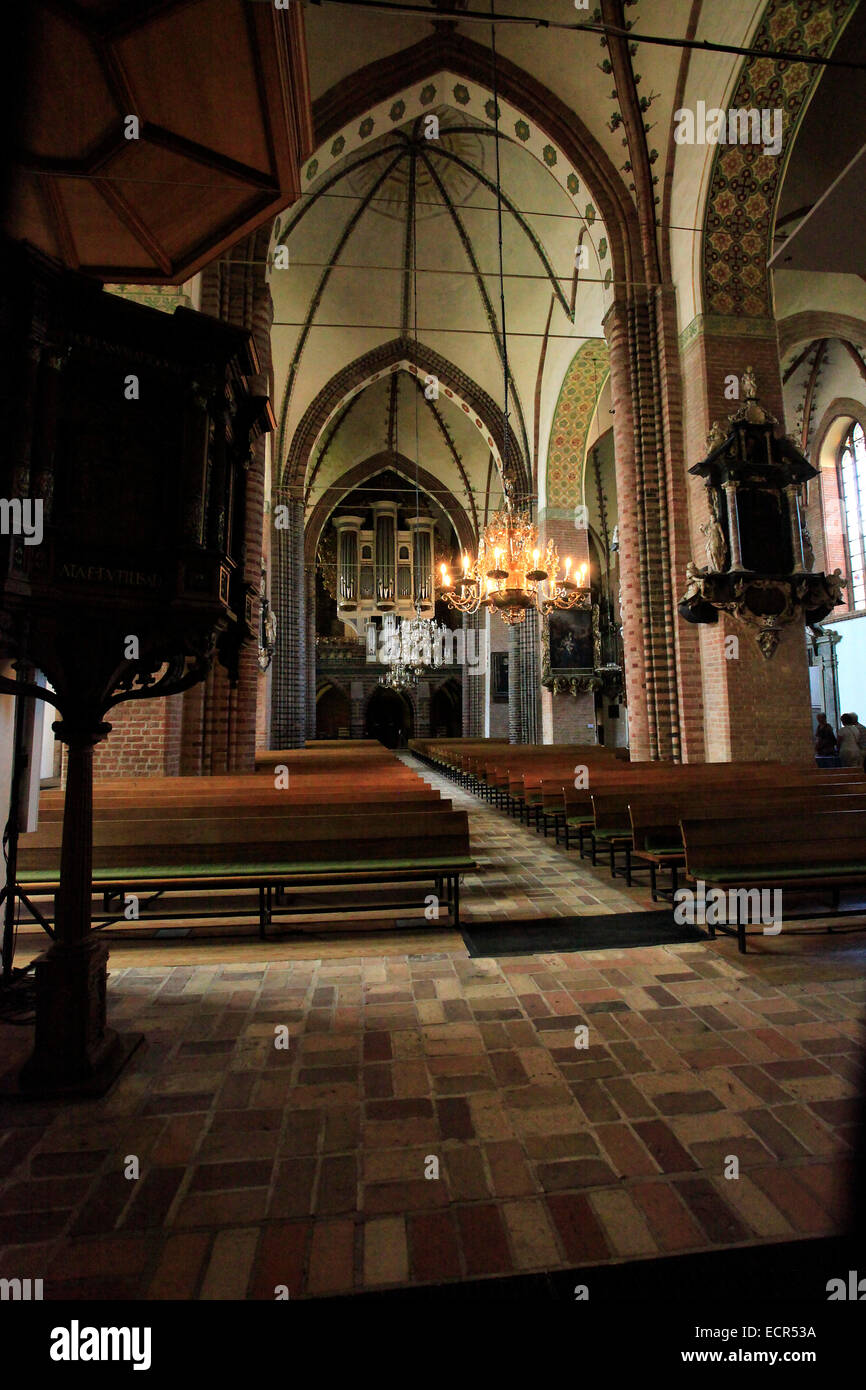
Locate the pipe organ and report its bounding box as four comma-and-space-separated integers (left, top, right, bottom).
334, 508, 435, 632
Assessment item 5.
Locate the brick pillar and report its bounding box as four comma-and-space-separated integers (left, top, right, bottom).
604, 291, 696, 762
416, 681, 430, 738
462, 612, 484, 737
516, 609, 540, 744
680, 315, 813, 763
270, 490, 306, 749
654, 285, 706, 763
350, 680, 365, 738
179, 226, 273, 774
461, 628, 470, 737
305, 565, 317, 741
508, 615, 539, 745
604, 298, 653, 759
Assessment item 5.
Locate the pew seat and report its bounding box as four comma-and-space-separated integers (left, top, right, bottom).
23, 760, 474, 936
680, 811, 866, 952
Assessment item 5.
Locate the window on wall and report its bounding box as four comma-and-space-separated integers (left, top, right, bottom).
839, 421, 866, 611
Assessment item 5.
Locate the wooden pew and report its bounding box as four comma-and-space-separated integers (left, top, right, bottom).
29, 745, 472, 936
680, 810, 866, 952
17, 806, 474, 936
37, 790, 448, 822
587, 770, 864, 877
630, 786, 866, 898
563, 765, 858, 866
462, 745, 614, 815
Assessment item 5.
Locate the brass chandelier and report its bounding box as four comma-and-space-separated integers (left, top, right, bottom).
434, 18, 589, 627
439, 488, 589, 626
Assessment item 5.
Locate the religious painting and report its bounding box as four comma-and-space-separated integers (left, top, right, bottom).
491, 651, 509, 702
547, 607, 594, 671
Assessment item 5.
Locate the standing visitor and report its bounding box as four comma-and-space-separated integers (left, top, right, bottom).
836, 713, 866, 768
814, 712, 838, 758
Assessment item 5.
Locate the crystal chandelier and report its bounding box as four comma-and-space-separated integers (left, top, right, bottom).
377, 611, 449, 690
438, 487, 589, 626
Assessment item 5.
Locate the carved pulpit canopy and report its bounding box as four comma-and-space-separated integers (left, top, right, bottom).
678, 368, 845, 659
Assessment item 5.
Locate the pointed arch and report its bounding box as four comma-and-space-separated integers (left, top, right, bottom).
285, 336, 529, 497
307, 30, 640, 291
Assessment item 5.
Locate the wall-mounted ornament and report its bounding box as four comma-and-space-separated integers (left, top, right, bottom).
678, 368, 846, 659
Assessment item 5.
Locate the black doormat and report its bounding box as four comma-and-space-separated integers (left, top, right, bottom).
460, 909, 704, 957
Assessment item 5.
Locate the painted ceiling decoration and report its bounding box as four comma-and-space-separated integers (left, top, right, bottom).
291, 70, 609, 269
702, 0, 859, 318
546, 340, 611, 510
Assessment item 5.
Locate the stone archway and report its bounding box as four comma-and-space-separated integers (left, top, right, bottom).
283, 338, 529, 500
315, 679, 351, 741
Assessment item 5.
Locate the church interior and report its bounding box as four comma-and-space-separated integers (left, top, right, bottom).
1, 0, 866, 1322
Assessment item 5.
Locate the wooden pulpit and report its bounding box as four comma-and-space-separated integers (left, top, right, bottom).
0, 240, 270, 1094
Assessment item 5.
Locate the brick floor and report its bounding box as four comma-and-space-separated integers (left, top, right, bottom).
0, 759, 863, 1297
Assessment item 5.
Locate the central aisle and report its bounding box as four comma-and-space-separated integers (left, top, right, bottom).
397, 753, 656, 923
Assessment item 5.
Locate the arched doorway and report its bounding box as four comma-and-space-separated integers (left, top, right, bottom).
365, 688, 414, 749
430, 678, 462, 738
316, 682, 350, 740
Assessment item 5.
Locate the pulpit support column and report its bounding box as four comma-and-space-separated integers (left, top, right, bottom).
18, 716, 142, 1096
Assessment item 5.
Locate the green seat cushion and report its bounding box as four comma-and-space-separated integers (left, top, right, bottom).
692, 862, 866, 883
21, 855, 475, 884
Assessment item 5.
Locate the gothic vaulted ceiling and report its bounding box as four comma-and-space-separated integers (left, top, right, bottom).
272, 0, 808, 535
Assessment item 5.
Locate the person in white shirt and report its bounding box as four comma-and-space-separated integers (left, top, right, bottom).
837, 713, 866, 769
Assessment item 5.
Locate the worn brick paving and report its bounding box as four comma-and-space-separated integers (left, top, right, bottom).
0, 764, 863, 1298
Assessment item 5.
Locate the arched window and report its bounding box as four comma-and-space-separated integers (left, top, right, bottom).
838, 421, 866, 611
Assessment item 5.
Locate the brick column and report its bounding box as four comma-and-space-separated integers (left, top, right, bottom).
462, 612, 484, 737
305, 565, 317, 741
604, 298, 653, 759
507, 614, 539, 745
179, 226, 273, 774
604, 293, 688, 762
415, 681, 430, 738
679, 315, 813, 763
350, 680, 365, 738
270, 490, 306, 749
